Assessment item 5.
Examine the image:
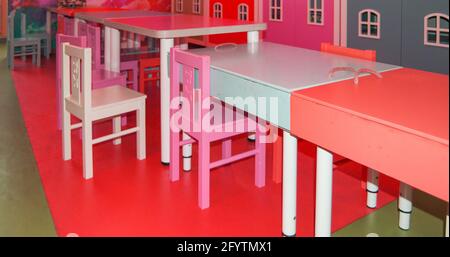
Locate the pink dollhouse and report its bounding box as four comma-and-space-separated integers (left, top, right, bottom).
263, 0, 340, 50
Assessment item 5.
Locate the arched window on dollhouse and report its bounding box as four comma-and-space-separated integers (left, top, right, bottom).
193, 0, 201, 14
358, 9, 380, 39
424, 13, 449, 48
238, 4, 249, 21
269, 0, 283, 21
176, 0, 183, 13
307, 0, 324, 25
213, 3, 223, 19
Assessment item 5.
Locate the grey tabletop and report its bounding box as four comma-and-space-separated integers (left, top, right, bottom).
189, 42, 401, 93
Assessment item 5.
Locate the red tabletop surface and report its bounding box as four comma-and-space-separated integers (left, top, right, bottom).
291, 68, 449, 201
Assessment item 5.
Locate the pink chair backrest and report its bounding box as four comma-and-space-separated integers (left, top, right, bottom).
63, 17, 75, 36
320, 43, 377, 61
86, 24, 102, 70
170, 48, 211, 130
77, 22, 88, 37
61, 43, 92, 109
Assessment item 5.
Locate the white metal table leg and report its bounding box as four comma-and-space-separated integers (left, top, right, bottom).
110, 28, 122, 145
399, 183, 413, 230
105, 27, 111, 71
74, 18, 80, 36
160, 38, 174, 164
282, 131, 298, 237
246, 31, 259, 142
315, 146, 333, 237
366, 168, 379, 208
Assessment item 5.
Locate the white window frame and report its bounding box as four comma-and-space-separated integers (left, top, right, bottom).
307, 0, 324, 25
269, 0, 283, 22
176, 0, 183, 13
238, 3, 249, 21
358, 9, 380, 39
213, 2, 223, 19
424, 13, 449, 48
192, 0, 201, 14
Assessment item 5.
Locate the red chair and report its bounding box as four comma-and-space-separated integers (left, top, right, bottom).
139, 55, 160, 94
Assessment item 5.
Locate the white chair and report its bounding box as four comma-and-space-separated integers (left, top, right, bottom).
61, 42, 147, 179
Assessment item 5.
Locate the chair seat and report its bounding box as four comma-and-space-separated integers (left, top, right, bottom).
12, 37, 40, 46
91, 85, 146, 109
92, 69, 124, 83
27, 32, 49, 40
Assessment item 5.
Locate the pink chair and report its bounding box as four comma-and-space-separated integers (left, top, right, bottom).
87, 24, 139, 91
56, 33, 126, 129
169, 48, 266, 209
63, 17, 75, 36
77, 21, 87, 37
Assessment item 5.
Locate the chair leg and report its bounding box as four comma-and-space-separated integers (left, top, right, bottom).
46, 37, 51, 59
198, 140, 210, 209
22, 46, 26, 61
113, 116, 122, 145
32, 47, 36, 64
36, 42, 41, 67
132, 66, 138, 91
169, 131, 180, 182
222, 139, 232, 159
136, 104, 146, 160
366, 168, 379, 208
62, 105, 72, 160
255, 123, 266, 188
82, 119, 93, 180
272, 126, 282, 184
183, 133, 192, 172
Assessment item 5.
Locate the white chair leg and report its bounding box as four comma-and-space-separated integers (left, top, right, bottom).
82, 119, 93, 180
366, 168, 379, 209
182, 133, 192, 172
446, 213, 449, 237
62, 106, 72, 160
113, 116, 122, 145
37, 42, 41, 67
136, 105, 146, 160
399, 183, 413, 230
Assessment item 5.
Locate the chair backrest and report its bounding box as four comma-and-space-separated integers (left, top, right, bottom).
63, 17, 75, 36
86, 24, 101, 70
61, 42, 92, 109
57, 34, 87, 93
170, 47, 210, 130
57, 15, 65, 34
320, 43, 377, 61
77, 21, 87, 37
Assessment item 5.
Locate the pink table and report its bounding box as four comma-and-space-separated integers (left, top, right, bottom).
102, 15, 267, 164
291, 68, 449, 236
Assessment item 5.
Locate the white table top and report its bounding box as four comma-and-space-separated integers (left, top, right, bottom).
103, 14, 267, 39
189, 42, 401, 93
75, 10, 170, 24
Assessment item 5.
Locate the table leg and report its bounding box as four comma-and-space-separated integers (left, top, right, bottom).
246, 31, 259, 142
74, 18, 80, 36
366, 168, 379, 208
282, 131, 298, 237
446, 209, 448, 237
315, 146, 333, 237
399, 183, 413, 230
110, 28, 121, 145
160, 38, 174, 164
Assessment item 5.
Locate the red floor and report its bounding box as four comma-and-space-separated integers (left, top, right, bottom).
11, 57, 398, 236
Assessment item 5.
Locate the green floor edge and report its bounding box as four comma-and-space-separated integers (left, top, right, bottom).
0, 42, 57, 236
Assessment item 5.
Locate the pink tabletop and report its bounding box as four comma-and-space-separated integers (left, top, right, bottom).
291, 68, 449, 201
104, 14, 267, 38
48, 6, 124, 17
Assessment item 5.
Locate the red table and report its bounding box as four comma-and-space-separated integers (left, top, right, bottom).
291, 68, 449, 236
